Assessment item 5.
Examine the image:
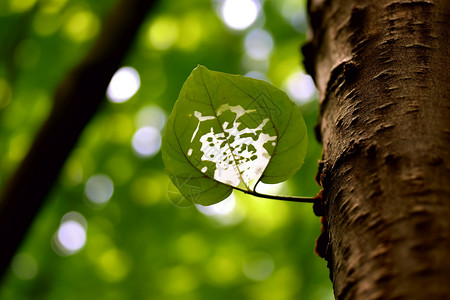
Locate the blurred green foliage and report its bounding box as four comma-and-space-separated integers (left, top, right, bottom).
0, 0, 332, 299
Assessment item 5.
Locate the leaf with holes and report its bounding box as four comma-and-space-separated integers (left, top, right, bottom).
161, 65, 307, 206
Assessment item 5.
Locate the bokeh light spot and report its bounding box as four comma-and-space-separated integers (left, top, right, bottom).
53, 211, 87, 256
255, 182, 286, 195
284, 71, 317, 104
241, 54, 269, 73
176, 233, 209, 263
196, 193, 235, 216
244, 29, 274, 60
205, 254, 240, 285
107, 67, 140, 103
131, 175, 166, 206
177, 14, 204, 51
221, 0, 259, 30
62, 157, 84, 186
11, 253, 38, 280
40, 0, 67, 13
62, 9, 100, 42
240, 192, 290, 235
159, 266, 199, 295
243, 252, 274, 281
109, 113, 134, 143
147, 16, 179, 50
245, 71, 269, 82
85, 174, 114, 205
281, 0, 308, 32
8, 133, 30, 163
196, 193, 244, 225
97, 249, 131, 282
132, 126, 161, 158
57, 221, 86, 252
135, 105, 166, 131
8, 0, 37, 13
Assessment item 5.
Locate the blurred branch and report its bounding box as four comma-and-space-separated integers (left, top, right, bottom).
0, 0, 157, 280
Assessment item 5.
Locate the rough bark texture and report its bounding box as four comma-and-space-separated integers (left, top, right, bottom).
303, 0, 450, 299
0, 0, 157, 280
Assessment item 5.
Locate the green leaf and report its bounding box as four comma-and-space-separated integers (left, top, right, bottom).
162, 65, 307, 206
167, 179, 195, 208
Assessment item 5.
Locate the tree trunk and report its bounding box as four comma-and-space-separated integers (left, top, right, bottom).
303, 0, 450, 299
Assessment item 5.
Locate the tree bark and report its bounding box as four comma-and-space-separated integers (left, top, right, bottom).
0, 0, 157, 280
303, 0, 450, 299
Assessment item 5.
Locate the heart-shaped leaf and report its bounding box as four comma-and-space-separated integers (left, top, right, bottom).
162, 65, 307, 206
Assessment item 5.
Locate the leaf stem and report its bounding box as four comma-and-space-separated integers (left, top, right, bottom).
233, 186, 315, 203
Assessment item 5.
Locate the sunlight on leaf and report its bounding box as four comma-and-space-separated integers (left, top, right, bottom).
162, 65, 307, 206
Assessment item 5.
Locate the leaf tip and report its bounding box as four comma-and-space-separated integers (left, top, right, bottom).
194, 64, 207, 71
